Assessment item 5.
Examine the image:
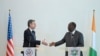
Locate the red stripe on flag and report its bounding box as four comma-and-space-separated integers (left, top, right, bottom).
6, 52, 9, 56
6, 39, 14, 56
8, 39, 14, 49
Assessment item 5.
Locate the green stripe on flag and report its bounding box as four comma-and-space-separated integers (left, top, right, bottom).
89, 47, 97, 56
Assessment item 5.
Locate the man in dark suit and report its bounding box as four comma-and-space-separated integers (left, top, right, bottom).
22, 19, 48, 56
23, 19, 48, 47
49, 22, 84, 56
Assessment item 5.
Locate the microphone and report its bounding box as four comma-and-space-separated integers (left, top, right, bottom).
29, 36, 31, 47
72, 34, 74, 36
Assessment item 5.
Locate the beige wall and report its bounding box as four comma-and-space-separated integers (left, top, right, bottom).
0, 0, 100, 56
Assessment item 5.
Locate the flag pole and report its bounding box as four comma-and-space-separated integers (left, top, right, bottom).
93, 9, 95, 17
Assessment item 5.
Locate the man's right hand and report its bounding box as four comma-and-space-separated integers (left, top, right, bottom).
49, 42, 55, 47
42, 39, 48, 46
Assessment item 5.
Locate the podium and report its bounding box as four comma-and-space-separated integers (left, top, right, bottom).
23, 47, 36, 56
21, 47, 83, 56
68, 47, 80, 56
66, 47, 83, 56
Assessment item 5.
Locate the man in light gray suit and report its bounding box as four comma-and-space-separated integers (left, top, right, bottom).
49, 22, 84, 56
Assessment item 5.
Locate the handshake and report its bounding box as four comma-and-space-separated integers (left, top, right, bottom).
36, 39, 56, 47
42, 39, 55, 46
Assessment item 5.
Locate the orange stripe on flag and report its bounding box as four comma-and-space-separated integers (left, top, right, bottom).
92, 10, 96, 32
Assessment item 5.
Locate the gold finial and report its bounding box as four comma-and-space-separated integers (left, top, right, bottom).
93, 9, 95, 12
9, 9, 11, 12
93, 9, 95, 11
93, 9, 95, 15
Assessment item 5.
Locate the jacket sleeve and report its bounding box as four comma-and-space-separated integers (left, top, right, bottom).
78, 33, 84, 47
35, 40, 41, 45
55, 33, 66, 46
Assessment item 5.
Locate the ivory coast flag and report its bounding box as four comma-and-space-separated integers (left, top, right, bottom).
89, 10, 97, 56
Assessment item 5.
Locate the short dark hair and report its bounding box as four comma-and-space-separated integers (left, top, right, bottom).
69, 22, 76, 28
28, 19, 35, 27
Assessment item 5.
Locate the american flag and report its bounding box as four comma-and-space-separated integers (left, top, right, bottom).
6, 11, 14, 56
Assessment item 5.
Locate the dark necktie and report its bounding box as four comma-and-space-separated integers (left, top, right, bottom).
70, 33, 75, 46
32, 31, 36, 40
71, 34, 74, 39
32, 31, 35, 34
32, 31, 37, 56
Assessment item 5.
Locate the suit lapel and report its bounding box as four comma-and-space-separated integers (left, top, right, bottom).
28, 28, 36, 40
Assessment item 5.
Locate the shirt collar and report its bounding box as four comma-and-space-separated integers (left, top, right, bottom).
72, 29, 76, 34
29, 28, 34, 32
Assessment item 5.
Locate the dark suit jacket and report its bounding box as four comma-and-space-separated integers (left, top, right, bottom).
55, 30, 84, 56
23, 28, 40, 47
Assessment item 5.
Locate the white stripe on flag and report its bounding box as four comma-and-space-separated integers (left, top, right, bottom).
92, 32, 96, 50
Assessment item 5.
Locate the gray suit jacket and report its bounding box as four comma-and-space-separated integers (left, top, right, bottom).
55, 30, 84, 56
